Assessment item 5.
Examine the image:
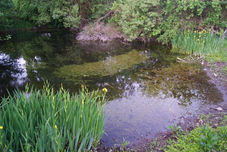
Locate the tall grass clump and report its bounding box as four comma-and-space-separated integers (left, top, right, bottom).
0, 85, 105, 152
172, 30, 227, 62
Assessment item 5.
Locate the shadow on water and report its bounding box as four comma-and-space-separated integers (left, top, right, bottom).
0, 31, 224, 146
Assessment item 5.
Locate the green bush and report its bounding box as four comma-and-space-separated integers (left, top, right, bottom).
13, 0, 80, 28
2, 0, 113, 29
111, 0, 161, 40
111, 0, 226, 43
0, 85, 105, 152
165, 125, 227, 152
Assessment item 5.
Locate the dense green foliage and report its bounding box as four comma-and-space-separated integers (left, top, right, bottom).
0, 0, 15, 29
111, 0, 227, 42
111, 0, 161, 40
0, 0, 114, 30
1, 0, 226, 43
13, 0, 80, 28
0, 85, 105, 151
165, 125, 227, 152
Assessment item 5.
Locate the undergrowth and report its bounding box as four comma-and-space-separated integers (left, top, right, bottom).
0, 85, 105, 152
165, 125, 227, 152
223, 66, 227, 74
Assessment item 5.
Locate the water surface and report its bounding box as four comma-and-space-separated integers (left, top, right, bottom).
0, 31, 224, 146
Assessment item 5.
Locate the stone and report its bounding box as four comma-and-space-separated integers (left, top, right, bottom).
216, 107, 223, 111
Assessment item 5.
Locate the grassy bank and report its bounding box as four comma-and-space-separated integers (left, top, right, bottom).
166, 124, 227, 152
143, 112, 227, 152
0, 85, 106, 152
172, 30, 227, 62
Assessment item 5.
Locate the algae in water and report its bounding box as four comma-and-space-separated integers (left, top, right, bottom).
56, 50, 148, 79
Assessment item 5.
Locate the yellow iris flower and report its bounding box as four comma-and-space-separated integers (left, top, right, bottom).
102, 88, 108, 93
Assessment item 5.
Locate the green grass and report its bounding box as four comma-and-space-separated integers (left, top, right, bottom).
165, 125, 227, 152
0, 85, 105, 152
223, 66, 227, 74
172, 30, 227, 62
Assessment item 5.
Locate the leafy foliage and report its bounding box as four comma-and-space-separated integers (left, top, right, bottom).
90, 0, 115, 20
0, 0, 17, 29
111, 0, 227, 43
0, 0, 114, 29
165, 125, 227, 152
13, 0, 80, 28
111, 0, 161, 40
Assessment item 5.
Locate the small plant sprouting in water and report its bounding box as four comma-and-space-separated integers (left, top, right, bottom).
122, 137, 130, 150
169, 125, 183, 136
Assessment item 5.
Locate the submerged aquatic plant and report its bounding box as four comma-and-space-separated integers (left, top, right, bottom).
56, 50, 148, 79
0, 85, 105, 152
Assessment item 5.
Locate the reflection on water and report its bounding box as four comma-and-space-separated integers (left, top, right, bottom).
102, 63, 223, 146
103, 88, 195, 146
0, 53, 28, 95
0, 31, 224, 146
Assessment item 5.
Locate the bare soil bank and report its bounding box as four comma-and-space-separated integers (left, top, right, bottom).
76, 23, 127, 42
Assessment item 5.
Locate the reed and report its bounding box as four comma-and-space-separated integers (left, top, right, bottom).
172, 30, 227, 62
0, 85, 105, 152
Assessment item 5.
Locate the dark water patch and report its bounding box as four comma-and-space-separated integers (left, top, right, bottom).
0, 31, 225, 147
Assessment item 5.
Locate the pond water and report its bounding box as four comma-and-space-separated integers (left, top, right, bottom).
0, 31, 224, 147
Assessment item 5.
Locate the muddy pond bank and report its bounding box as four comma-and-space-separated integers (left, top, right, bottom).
0, 31, 226, 149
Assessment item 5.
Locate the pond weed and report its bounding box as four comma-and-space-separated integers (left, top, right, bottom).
56, 50, 148, 79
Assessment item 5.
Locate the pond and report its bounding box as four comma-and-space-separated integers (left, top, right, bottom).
0, 31, 224, 147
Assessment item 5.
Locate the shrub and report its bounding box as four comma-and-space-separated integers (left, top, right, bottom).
111, 0, 161, 40
0, 85, 105, 152
111, 0, 226, 43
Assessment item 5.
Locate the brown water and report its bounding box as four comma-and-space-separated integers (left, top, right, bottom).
0, 31, 224, 146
